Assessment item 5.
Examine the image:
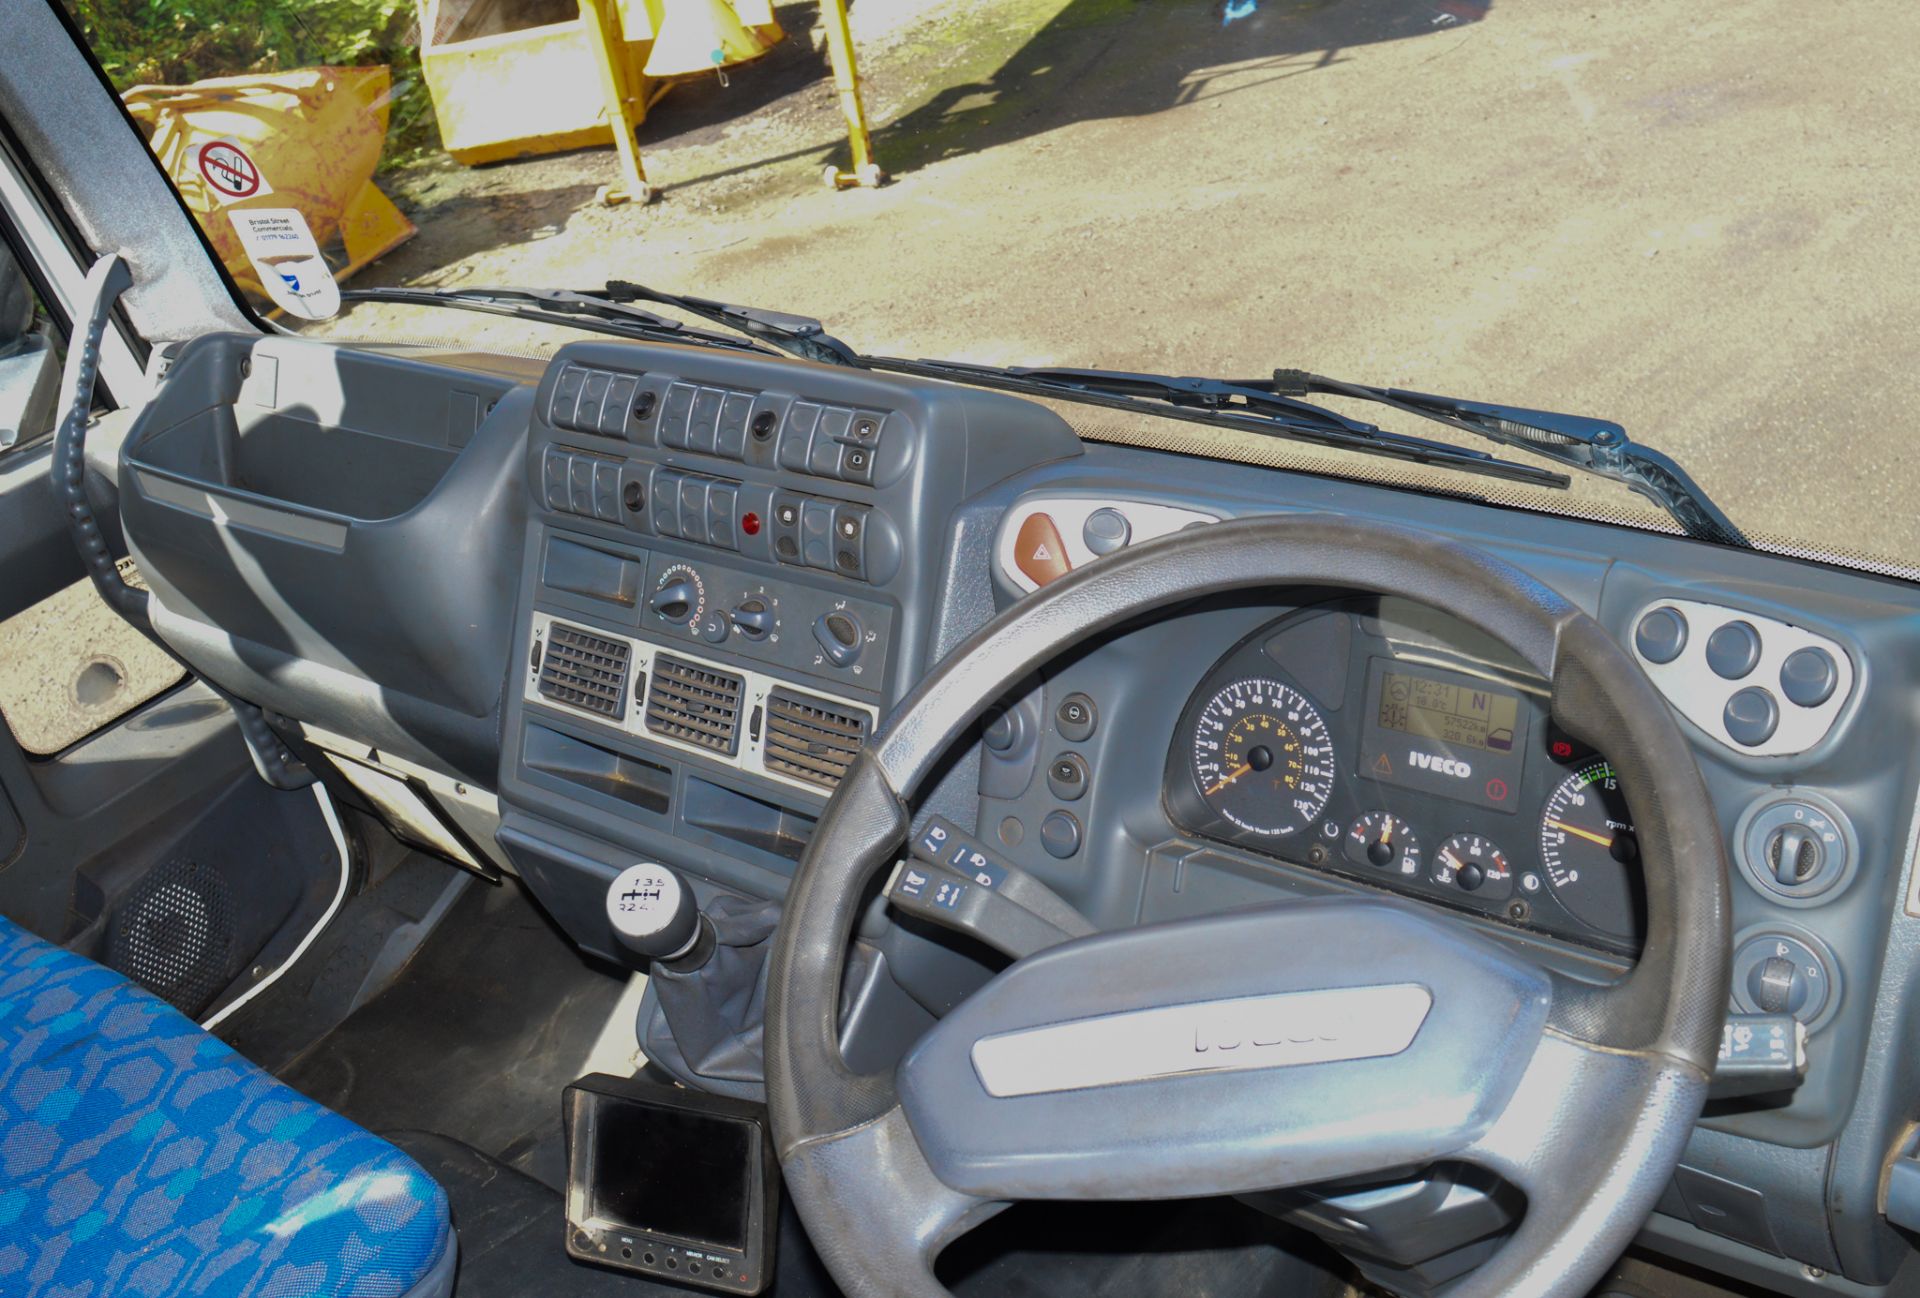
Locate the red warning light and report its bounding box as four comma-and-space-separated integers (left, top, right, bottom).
1550, 740, 1575, 760
1485, 777, 1510, 802
741, 511, 762, 536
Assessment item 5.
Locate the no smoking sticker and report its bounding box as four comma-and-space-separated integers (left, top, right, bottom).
229, 208, 339, 320
195, 140, 273, 204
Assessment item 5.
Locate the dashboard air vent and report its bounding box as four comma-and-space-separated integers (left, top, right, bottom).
538, 623, 632, 718
764, 688, 869, 789
646, 655, 745, 754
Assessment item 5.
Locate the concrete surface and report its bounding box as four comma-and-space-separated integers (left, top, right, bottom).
324, 0, 1920, 568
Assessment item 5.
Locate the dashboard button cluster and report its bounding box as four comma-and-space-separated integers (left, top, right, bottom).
650, 469, 744, 551
658, 381, 756, 460
549, 363, 641, 438
1629, 599, 1852, 756
543, 447, 624, 522
771, 490, 869, 580
776, 401, 884, 485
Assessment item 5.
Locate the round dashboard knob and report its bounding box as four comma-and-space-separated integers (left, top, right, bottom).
730, 597, 774, 640
650, 577, 701, 624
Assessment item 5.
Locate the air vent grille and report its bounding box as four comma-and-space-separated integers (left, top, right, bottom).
646, 655, 745, 754
764, 688, 869, 789
538, 623, 632, 718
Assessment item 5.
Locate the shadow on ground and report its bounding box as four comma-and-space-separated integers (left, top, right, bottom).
856, 0, 1491, 175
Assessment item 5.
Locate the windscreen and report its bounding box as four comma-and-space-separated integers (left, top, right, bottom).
49, 0, 1920, 577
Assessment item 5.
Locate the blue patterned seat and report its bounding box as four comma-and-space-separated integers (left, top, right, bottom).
0, 914, 456, 1298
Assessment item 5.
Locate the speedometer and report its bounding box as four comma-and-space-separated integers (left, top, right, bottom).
1190, 678, 1336, 837
1539, 759, 1641, 939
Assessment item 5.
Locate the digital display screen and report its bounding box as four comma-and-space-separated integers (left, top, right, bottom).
1356, 657, 1528, 813
1376, 670, 1519, 754
588, 1101, 753, 1249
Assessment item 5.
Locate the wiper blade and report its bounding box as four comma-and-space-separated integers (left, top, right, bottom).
601, 280, 864, 367
1268, 369, 1746, 545
866, 358, 1574, 491
337, 286, 776, 354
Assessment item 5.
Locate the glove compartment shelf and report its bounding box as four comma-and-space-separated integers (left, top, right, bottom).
120, 333, 529, 728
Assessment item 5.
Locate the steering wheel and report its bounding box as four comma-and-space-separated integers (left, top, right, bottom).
765, 514, 1731, 1298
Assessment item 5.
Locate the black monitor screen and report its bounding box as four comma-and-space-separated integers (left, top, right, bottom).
589, 1101, 753, 1250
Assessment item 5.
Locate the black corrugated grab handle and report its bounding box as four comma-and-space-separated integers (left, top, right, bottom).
52, 256, 145, 620
52, 254, 314, 791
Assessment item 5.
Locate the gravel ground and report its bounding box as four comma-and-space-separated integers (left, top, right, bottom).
317, 0, 1920, 568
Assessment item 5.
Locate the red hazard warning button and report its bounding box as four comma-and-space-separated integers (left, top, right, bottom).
1014, 512, 1072, 587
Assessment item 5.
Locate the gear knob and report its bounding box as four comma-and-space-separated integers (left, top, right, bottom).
605, 863, 701, 964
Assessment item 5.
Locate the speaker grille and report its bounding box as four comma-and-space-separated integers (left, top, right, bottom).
764, 688, 868, 789
108, 858, 234, 1015
538, 622, 633, 718
645, 655, 745, 754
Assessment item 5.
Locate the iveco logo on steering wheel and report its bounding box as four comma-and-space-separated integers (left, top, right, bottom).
1408, 751, 1472, 779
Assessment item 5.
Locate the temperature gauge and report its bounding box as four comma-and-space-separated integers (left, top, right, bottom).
1434, 834, 1513, 898
1345, 812, 1423, 877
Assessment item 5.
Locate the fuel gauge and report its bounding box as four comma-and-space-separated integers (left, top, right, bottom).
1346, 812, 1423, 878
1434, 833, 1514, 899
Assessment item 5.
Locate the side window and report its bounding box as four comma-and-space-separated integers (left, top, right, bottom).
0, 236, 60, 449
0, 230, 187, 754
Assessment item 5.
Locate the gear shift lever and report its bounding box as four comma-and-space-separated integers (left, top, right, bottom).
605, 863, 714, 970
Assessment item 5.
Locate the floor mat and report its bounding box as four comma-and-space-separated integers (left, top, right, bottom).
276, 871, 633, 1189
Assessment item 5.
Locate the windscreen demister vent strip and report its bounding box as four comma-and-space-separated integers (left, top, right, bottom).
764, 688, 869, 789
537, 623, 632, 718
645, 655, 745, 755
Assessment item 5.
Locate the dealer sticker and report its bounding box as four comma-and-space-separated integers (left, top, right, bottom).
229, 208, 339, 320
195, 139, 273, 204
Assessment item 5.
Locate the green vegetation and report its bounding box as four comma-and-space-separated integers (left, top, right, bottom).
58, 0, 441, 167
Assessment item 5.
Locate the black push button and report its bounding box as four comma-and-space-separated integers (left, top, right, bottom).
600, 375, 637, 435
769, 494, 802, 563
1634, 606, 1688, 664
1047, 753, 1089, 802
1780, 646, 1838, 707
578, 370, 611, 430
1706, 620, 1762, 679
1724, 687, 1779, 747
1040, 810, 1082, 859
550, 365, 587, 427
1056, 693, 1097, 741
659, 382, 695, 447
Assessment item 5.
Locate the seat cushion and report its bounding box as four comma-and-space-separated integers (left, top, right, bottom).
0, 915, 454, 1298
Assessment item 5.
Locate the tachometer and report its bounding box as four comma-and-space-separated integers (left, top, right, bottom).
1539, 759, 1640, 938
1190, 679, 1336, 837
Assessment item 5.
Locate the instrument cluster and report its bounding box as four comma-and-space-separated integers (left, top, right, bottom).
1166, 597, 1645, 954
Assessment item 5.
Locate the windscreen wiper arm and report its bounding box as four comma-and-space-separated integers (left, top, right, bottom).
337, 286, 776, 354
600, 279, 864, 367
866, 358, 1573, 490
1265, 369, 1746, 546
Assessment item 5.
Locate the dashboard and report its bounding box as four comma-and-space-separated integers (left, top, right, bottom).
115, 329, 1920, 1297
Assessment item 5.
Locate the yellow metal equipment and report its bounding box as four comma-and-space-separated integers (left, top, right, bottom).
418, 0, 882, 203
123, 68, 416, 299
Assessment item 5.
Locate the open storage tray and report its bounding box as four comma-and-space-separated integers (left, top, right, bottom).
120, 333, 526, 718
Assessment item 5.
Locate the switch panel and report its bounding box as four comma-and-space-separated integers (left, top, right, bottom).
1628, 598, 1854, 757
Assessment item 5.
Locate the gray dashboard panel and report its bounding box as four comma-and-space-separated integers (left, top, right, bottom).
115, 327, 1920, 1292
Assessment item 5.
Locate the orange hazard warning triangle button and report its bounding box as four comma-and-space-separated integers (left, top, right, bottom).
1014, 512, 1073, 586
